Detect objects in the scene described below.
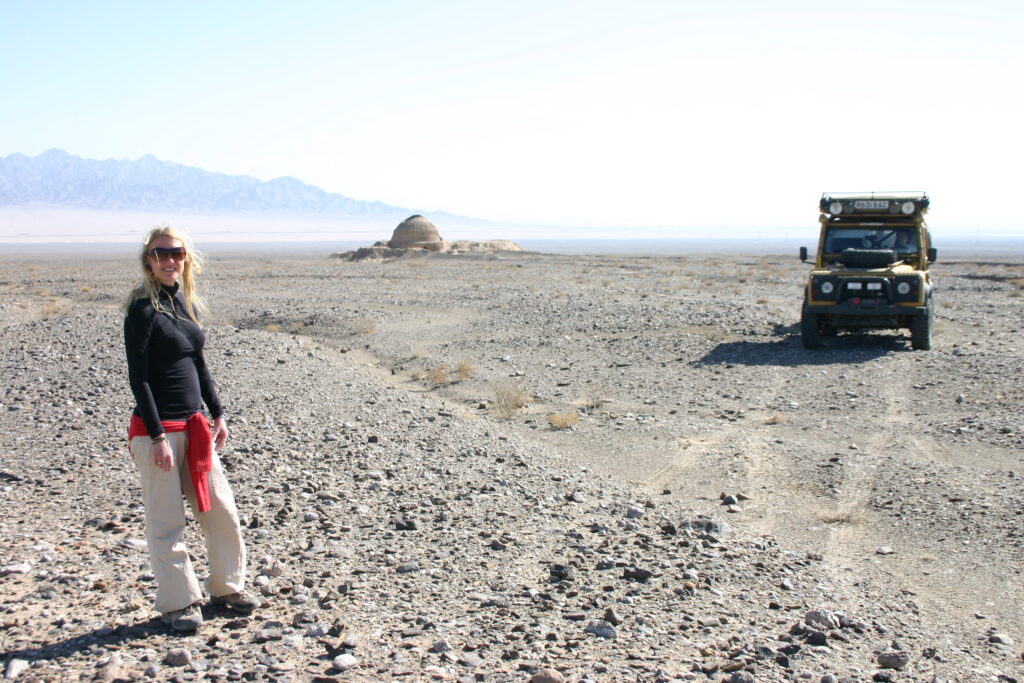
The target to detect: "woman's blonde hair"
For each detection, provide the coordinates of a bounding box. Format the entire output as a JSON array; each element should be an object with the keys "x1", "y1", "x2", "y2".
[{"x1": 122, "y1": 226, "x2": 208, "y2": 321}]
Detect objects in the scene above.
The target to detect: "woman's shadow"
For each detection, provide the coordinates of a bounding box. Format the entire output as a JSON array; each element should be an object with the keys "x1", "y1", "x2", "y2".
[{"x1": 1, "y1": 602, "x2": 248, "y2": 667}]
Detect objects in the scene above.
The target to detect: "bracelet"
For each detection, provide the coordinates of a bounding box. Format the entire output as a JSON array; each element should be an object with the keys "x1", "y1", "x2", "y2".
[{"x1": 151, "y1": 435, "x2": 167, "y2": 444}]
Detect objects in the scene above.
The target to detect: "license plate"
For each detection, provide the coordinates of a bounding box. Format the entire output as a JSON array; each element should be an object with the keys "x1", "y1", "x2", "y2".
[{"x1": 854, "y1": 200, "x2": 889, "y2": 209}]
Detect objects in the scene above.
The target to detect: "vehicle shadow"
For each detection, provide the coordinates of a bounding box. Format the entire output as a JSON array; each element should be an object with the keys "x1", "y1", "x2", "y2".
[{"x1": 694, "y1": 328, "x2": 906, "y2": 367}]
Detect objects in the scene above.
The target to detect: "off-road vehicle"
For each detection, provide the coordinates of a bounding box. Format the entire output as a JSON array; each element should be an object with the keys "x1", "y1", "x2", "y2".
[{"x1": 799, "y1": 192, "x2": 937, "y2": 350}]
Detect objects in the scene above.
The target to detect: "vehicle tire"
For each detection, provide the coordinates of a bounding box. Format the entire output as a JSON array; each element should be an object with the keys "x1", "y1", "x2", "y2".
[
  {"x1": 801, "y1": 306, "x2": 822, "y2": 349},
  {"x1": 910, "y1": 301, "x2": 933, "y2": 350}
]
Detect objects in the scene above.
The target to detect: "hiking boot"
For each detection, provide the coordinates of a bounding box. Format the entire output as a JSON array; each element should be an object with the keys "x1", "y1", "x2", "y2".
[
  {"x1": 210, "y1": 590, "x2": 260, "y2": 613},
  {"x1": 161, "y1": 603, "x2": 204, "y2": 631}
]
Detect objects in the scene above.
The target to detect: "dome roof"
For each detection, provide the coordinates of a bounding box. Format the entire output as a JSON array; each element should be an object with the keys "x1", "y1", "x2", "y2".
[{"x1": 389, "y1": 215, "x2": 443, "y2": 250}]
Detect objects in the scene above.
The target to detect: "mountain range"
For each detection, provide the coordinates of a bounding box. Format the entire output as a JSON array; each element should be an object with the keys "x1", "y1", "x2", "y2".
[{"x1": 0, "y1": 149, "x2": 433, "y2": 217}]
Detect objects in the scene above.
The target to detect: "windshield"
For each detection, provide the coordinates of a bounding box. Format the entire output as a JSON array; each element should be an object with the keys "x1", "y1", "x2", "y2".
[{"x1": 824, "y1": 228, "x2": 917, "y2": 253}]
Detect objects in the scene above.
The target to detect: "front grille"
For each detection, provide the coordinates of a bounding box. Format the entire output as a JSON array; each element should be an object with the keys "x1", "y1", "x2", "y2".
[{"x1": 838, "y1": 278, "x2": 890, "y2": 304}]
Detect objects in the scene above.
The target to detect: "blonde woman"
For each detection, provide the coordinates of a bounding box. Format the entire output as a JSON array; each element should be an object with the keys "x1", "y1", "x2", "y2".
[{"x1": 124, "y1": 226, "x2": 258, "y2": 631}]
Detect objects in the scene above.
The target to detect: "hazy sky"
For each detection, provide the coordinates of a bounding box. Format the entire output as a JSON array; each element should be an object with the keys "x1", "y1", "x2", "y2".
[{"x1": 2, "y1": 1, "x2": 1021, "y2": 235}]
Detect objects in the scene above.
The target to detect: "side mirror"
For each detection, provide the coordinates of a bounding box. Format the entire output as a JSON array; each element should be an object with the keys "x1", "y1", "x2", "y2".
[
  {"x1": 799, "y1": 246, "x2": 808, "y2": 262},
  {"x1": 927, "y1": 247, "x2": 937, "y2": 263}
]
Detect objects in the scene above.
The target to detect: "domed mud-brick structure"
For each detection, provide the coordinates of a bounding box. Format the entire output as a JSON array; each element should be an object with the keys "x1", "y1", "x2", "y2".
[{"x1": 388, "y1": 215, "x2": 444, "y2": 251}]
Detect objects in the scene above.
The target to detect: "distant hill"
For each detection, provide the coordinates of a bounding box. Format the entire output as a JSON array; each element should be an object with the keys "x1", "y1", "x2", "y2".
[{"x1": 0, "y1": 149, "x2": 430, "y2": 217}]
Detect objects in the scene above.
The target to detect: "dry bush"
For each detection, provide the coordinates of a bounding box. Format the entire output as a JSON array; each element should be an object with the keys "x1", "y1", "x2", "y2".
[
  {"x1": 452, "y1": 404, "x2": 477, "y2": 421},
  {"x1": 411, "y1": 345, "x2": 429, "y2": 359},
  {"x1": 353, "y1": 318, "x2": 376, "y2": 334},
  {"x1": 38, "y1": 300, "x2": 67, "y2": 319},
  {"x1": 756, "y1": 297, "x2": 769, "y2": 305},
  {"x1": 940, "y1": 300, "x2": 954, "y2": 309},
  {"x1": 698, "y1": 325, "x2": 730, "y2": 343},
  {"x1": 80, "y1": 285, "x2": 93, "y2": 293},
  {"x1": 576, "y1": 384, "x2": 610, "y2": 412},
  {"x1": 410, "y1": 366, "x2": 428, "y2": 382},
  {"x1": 454, "y1": 358, "x2": 475, "y2": 381},
  {"x1": 490, "y1": 380, "x2": 531, "y2": 417},
  {"x1": 820, "y1": 510, "x2": 863, "y2": 526},
  {"x1": 264, "y1": 323, "x2": 282, "y2": 333},
  {"x1": 763, "y1": 412, "x2": 784, "y2": 425},
  {"x1": 427, "y1": 365, "x2": 450, "y2": 386},
  {"x1": 548, "y1": 412, "x2": 579, "y2": 430}
]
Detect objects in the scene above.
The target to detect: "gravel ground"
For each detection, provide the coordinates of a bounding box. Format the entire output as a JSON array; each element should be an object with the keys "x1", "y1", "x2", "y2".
[{"x1": 1, "y1": 248, "x2": 1022, "y2": 682}]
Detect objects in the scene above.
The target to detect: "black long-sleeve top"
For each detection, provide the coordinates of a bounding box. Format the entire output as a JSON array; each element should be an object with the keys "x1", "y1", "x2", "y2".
[{"x1": 124, "y1": 283, "x2": 223, "y2": 439}]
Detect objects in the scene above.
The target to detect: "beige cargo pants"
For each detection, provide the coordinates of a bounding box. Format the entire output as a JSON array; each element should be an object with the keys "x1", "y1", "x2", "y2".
[{"x1": 130, "y1": 431, "x2": 247, "y2": 615}]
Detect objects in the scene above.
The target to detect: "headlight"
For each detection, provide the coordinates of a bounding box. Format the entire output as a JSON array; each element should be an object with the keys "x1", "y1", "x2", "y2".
[
  {"x1": 888, "y1": 203, "x2": 900, "y2": 214},
  {"x1": 866, "y1": 282, "x2": 882, "y2": 291},
  {"x1": 820, "y1": 281, "x2": 834, "y2": 294},
  {"x1": 847, "y1": 282, "x2": 863, "y2": 290},
  {"x1": 829, "y1": 201, "x2": 843, "y2": 214},
  {"x1": 897, "y1": 282, "x2": 911, "y2": 295},
  {"x1": 901, "y1": 201, "x2": 915, "y2": 215}
]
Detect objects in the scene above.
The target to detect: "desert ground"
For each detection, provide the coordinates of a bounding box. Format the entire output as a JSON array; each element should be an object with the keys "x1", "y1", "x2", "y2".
[{"x1": 1, "y1": 246, "x2": 1022, "y2": 682}]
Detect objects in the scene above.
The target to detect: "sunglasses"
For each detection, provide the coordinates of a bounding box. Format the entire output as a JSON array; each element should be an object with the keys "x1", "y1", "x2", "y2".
[{"x1": 147, "y1": 247, "x2": 187, "y2": 262}]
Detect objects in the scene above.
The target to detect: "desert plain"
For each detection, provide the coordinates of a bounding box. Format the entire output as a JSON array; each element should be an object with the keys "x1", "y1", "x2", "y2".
[{"x1": 1, "y1": 245, "x2": 1022, "y2": 682}]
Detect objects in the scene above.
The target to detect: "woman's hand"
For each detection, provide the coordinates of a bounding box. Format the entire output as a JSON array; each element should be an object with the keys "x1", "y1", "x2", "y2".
[
  {"x1": 152, "y1": 438, "x2": 174, "y2": 472},
  {"x1": 213, "y1": 416, "x2": 229, "y2": 450}
]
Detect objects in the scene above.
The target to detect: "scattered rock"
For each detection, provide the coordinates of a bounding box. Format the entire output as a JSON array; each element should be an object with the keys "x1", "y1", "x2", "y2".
[
  {"x1": 332, "y1": 653, "x2": 358, "y2": 671},
  {"x1": 3, "y1": 659, "x2": 29, "y2": 680},
  {"x1": 94, "y1": 653, "x2": 127, "y2": 681},
  {"x1": 164, "y1": 648, "x2": 192, "y2": 667},
  {"x1": 529, "y1": 669, "x2": 565, "y2": 683},
  {"x1": 877, "y1": 650, "x2": 910, "y2": 670},
  {"x1": 584, "y1": 620, "x2": 618, "y2": 639}
]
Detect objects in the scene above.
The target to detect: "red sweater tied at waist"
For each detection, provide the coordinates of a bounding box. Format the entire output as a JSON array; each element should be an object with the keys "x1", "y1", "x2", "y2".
[{"x1": 128, "y1": 413, "x2": 214, "y2": 513}]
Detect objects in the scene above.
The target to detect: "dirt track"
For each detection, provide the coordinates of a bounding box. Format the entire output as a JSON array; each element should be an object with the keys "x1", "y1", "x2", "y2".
[{"x1": 301, "y1": 251, "x2": 1024, "y2": 644}]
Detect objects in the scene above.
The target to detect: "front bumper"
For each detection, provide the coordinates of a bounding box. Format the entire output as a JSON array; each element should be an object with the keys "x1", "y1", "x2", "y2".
[{"x1": 806, "y1": 301, "x2": 929, "y2": 329}]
